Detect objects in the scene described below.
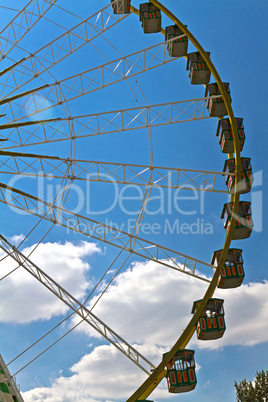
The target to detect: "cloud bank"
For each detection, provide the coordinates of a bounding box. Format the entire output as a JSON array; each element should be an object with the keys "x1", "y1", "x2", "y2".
[
  {"x1": 17, "y1": 255, "x2": 268, "y2": 401},
  {"x1": 0, "y1": 241, "x2": 101, "y2": 323}
]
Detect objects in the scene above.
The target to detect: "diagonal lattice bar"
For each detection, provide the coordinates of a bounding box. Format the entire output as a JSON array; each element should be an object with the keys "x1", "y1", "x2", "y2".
[
  {"x1": 0, "y1": 234, "x2": 154, "y2": 375},
  {"x1": 0, "y1": 153, "x2": 231, "y2": 193},
  {"x1": 0, "y1": 3, "x2": 132, "y2": 99},
  {"x1": 0, "y1": 0, "x2": 58, "y2": 59},
  {"x1": 0, "y1": 37, "x2": 190, "y2": 123},
  {"x1": 0, "y1": 97, "x2": 219, "y2": 148},
  {"x1": 0, "y1": 185, "x2": 212, "y2": 282},
  {"x1": 0, "y1": 353, "x2": 24, "y2": 402}
]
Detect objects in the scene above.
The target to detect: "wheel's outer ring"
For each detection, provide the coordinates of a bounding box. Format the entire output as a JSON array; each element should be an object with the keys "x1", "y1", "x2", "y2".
[{"x1": 127, "y1": 1, "x2": 241, "y2": 400}]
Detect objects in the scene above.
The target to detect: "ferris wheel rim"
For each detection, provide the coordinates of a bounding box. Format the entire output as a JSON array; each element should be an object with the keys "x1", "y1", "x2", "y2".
[{"x1": 127, "y1": 0, "x2": 241, "y2": 400}]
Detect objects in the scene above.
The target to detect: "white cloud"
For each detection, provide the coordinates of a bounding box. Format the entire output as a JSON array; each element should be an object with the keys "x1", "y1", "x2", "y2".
[
  {"x1": 192, "y1": 280, "x2": 268, "y2": 349},
  {"x1": 25, "y1": 95, "x2": 54, "y2": 121},
  {"x1": 0, "y1": 241, "x2": 101, "y2": 323},
  {"x1": 23, "y1": 344, "x2": 173, "y2": 402},
  {"x1": 8, "y1": 234, "x2": 26, "y2": 245},
  {"x1": 71, "y1": 259, "x2": 268, "y2": 350},
  {"x1": 72, "y1": 260, "x2": 208, "y2": 346}
]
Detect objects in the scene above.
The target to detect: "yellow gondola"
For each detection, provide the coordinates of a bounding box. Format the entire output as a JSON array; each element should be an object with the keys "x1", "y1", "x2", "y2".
[
  {"x1": 111, "y1": 0, "x2": 131, "y2": 14},
  {"x1": 139, "y1": 3, "x2": 161, "y2": 33},
  {"x1": 205, "y1": 82, "x2": 231, "y2": 117},
  {"x1": 163, "y1": 349, "x2": 197, "y2": 393},
  {"x1": 186, "y1": 51, "x2": 211, "y2": 84},
  {"x1": 192, "y1": 299, "x2": 225, "y2": 340},
  {"x1": 211, "y1": 249, "x2": 245, "y2": 288},
  {"x1": 223, "y1": 157, "x2": 253, "y2": 194},
  {"x1": 221, "y1": 201, "x2": 253, "y2": 240},
  {"x1": 216, "y1": 117, "x2": 245, "y2": 153},
  {"x1": 165, "y1": 25, "x2": 188, "y2": 57}
]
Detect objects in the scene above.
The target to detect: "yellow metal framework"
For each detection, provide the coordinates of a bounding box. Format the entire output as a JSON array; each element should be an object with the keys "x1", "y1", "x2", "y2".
[
  {"x1": 0, "y1": 2, "x2": 241, "y2": 399},
  {"x1": 127, "y1": 1, "x2": 241, "y2": 400}
]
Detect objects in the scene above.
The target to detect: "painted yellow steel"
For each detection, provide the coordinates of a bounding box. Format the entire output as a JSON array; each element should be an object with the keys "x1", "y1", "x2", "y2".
[
  {"x1": 0, "y1": 150, "x2": 60, "y2": 159},
  {"x1": 127, "y1": 1, "x2": 241, "y2": 400},
  {"x1": 0, "y1": 182, "x2": 40, "y2": 201},
  {"x1": 0, "y1": 84, "x2": 49, "y2": 106},
  {"x1": 0, "y1": 58, "x2": 26, "y2": 78},
  {"x1": 0, "y1": 117, "x2": 62, "y2": 131}
]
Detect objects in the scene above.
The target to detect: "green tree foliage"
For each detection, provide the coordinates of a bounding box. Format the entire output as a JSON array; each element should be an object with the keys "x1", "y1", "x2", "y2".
[{"x1": 234, "y1": 370, "x2": 268, "y2": 401}]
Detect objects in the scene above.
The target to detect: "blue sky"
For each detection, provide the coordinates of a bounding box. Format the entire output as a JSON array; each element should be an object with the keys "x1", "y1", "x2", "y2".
[{"x1": 0, "y1": 1, "x2": 267, "y2": 401}]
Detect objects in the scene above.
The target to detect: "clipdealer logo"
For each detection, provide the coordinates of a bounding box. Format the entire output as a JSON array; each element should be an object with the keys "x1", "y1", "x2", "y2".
[
  {"x1": 251, "y1": 170, "x2": 263, "y2": 233},
  {"x1": 5, "y1": 171, "x2": 243, "y2": 237}
]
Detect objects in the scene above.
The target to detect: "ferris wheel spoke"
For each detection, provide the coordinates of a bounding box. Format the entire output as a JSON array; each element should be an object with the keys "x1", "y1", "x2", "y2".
[
  {"x1": 0, "y1": 153, "x2": 231, "y2": 193},
  {"x1": 0, "y1": 36, "x2": 189, "y2": 122},
  {"x1": 0, "y1": 184, "x2": 212, "y2": 282},
  {"x1": 0, "y1": 4, "x2": 132, "y2": 99},
  {"x1": 132, "y1": 182, "x2": 153, "y2": 238},
  {"x1": 0, "y1": 97, "x2": 217, "y2": 148},
  {"x1": 0, "y1": 234, "x2": 155, "y2": 375},
  {"x1": 0, "y1": 0, "x2": 58, "y2": 59},
  {"x1": 0, "y1": 354, "x2": 23, "y2": 402}
]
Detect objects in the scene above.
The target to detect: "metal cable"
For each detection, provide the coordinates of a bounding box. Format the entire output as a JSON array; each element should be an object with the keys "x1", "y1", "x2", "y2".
[{"x1": 8, "y1": 244, "x2": 130, "y2": 368}]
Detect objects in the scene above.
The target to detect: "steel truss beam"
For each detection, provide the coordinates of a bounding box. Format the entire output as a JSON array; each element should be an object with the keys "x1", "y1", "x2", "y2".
[
  {"x1": 0, "y1": 38, "x2": 188, "y2": 123},
  {"x1": 0, "y1": 353, "x2": 24, "y2": 402},
  {"x1": 0, "y1": 3, "x2": 131, "y2": 99},
  {"x1": 0, "y1": 234, "x2": 154, "y2": 375},
  {"x1": 0, "y1": 0, "x2": 58, "y2": 59},
  {"x1": 0, "y1": 98, "x2": 218, "y2": 148},
  {"x1": 0, "y1": 185, "x2": 212, "y2": 282},
  {"x1": 0, "y1": 154, "x2": 231, "y2": 193}
]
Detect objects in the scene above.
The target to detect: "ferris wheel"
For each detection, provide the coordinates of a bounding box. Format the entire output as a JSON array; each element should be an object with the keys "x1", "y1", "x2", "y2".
[{"x1": 0, "y1": 1, "x2": 253, "y2": 401}]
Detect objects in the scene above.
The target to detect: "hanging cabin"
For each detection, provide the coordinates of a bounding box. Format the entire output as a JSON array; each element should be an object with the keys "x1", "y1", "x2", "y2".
[
  {"x1": 186, "y1": 51, "x2": 211, "y2": 84},
  {"x1": 163, "y1": 349, "x2": 197, "y2": 393},
  {"x1": 211, "y1": 248, "x2": 245, "y2": 288},
  {"x1": 216, "y1": 118, "x2": 245, "y2": 153},
  {"x1": 139, "y1": 3, "x2": 161, "y2": 33},
  {"x1": 111, "y1": 0, "x2": 131, "y2": 14},
  {"x1": 165, "y1": 25, "x2": 188, "y2": 57},
  {"x1": 223, "y1": 157, "x2": 253, "y2": 194},
  {"x1": 221, "y1": 201, "x2": 253, "y2": 240},
  {"x1": 205, "y1": 82, "x2": 231, "y2": 117},
  {"x1": 192, "y1": 299, "x2": 226, "y2": 340}
]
